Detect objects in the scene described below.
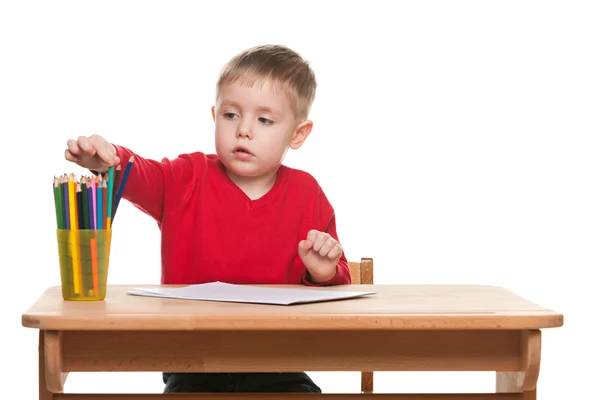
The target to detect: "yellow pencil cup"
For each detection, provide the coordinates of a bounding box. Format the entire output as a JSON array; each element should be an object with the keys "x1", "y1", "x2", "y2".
[{"x1": 56, "y1": 229, "x2": 112, "y2": 301}]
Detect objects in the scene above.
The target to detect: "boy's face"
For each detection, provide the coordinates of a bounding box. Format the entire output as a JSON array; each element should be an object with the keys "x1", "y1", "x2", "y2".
[{"x1": 212, "y1": 79, "x2": 312, "y2": 182}]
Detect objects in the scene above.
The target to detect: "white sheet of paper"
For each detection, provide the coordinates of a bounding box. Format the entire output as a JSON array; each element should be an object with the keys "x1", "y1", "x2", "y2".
[{"x1": 126, "y1": 281, "x2": 376, "y2": 305}]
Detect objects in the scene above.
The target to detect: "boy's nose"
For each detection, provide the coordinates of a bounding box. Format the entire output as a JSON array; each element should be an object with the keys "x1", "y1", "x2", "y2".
[{"x1": 236, "y1": 125, "x2": 252, "y2": 139}]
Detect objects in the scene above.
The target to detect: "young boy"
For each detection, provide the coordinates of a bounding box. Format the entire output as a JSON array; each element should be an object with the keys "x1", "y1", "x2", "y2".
[{"x1": 64, "y1": 44, "x2": 351, "y2": 393}]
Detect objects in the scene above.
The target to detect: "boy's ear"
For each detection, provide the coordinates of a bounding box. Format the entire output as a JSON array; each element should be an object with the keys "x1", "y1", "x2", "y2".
[
  {"x1": 211, "y1": 106, "x2": 216, "y2": 122},
  {"x1": 289, "y1": 120, "x2": 313, "y2": 150}
]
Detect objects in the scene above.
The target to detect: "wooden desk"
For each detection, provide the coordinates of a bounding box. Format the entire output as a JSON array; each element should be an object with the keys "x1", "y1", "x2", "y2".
[{"x1": 22, "y1": 284, "x2": 563, "y2": 400}]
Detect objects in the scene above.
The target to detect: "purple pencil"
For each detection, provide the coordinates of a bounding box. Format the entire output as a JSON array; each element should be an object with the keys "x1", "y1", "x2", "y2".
[
  {"x1": 87, "y1": 182, "x2": 94, "y2": 230},
  {"x1": 62, "y1": 175, "x2": 70, "y2": 229}
]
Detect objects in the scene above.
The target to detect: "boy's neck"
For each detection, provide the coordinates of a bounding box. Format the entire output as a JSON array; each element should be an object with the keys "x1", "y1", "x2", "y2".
[{"x1": 225, "y1": 168, "x2": 279, "y2": 200}]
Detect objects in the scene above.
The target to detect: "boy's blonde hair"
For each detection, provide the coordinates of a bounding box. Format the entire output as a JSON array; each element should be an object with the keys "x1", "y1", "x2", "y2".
[{"x1": 217, "y1": 44, "x2": 317, "y2": 120}]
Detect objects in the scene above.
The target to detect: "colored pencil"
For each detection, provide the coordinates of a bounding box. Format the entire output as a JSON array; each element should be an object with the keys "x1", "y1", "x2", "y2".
[
  {"x1": 102, "y1": 180, "x2": 108, "y2": 229},
  {"x1": 90, "y1": 235, "x2": 99, "y2": 292},
  {"x1": 96, "y1": 180, "x2": 103, "y2": 230},
  {"x1": 113, "y1": 155, "x2": 134, "y2": 222},
  {"x1": 91, "y1": 177, "x2": 97, "y2": 230},
  {"x1": 87, "y1": 180, "x2": 98, "y2": 293},
  {"x1": 62, "y1": 176, "x2": 70, "y2": 229},
  {"x1": 68, "y1": 175, "x2": 77, "y2": 229},
  {"x1": 53, "y1": 178, "x2": 62, "y2": 229},
  {"x1": 76, "y1": 184, "x2": 84, "y2": 231},
  {"x1": 87, "y1": 182, "x2": 94, "y2": 230},
  {"x1": 67, "y1": 175, "x2": 76, "y2": 229},
  {"x1": 111, "y1": 165, "x2": 121, "y2": 219},
  {"x1": 59, "y1": 176, "x2": 66, "y2": 229},
  {"x1": 67, "y1": 175, "x2": 81, "y2": 294},
  {"x1": 81, "y1": 178, "x2": 89, "y2": 230},
  {"x1": 106, "y1": 166, "x2": 114, "y2": 229}
]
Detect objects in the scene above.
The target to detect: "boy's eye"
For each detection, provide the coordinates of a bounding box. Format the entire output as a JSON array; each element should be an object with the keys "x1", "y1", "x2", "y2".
[
  {"x1": 223, "y1": 112, "x2": 238, "y2": 119},
  {"x1": 258, "y1": 117, "x2": 273, "y2": 125}
]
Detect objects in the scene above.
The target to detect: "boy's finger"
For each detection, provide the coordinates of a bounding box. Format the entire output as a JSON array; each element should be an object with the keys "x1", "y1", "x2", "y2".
[
  {"x1": 319, "y1": 238, "x2": 336, "y2": 257},
  {"x1": 77, "y1": 136, "x2": 97, "y2": 156},
  {"x1": 298, "y1": 239, "x2": 312, "y2": 257},
  {"x1": 66, "y1": 139, "x2": 82, "y2": 156},
  {"x1": 95, "y1": 143, "x2": 117, "y2": 166},
  {"x1": 97, "y1": 150, "x2": 115, "y2": 165},
  {"x1": 307, "y1": 229, "x2": 318, "y2": 242},
  {"x1": 64, "y1": 149, "x2": 79, "y2": 162},
  {"x1": 328, "y1": 244, "x2": 342, "y2": 259},
  {"x1": 311, "y1": 232, "x2": 329, "y2": 252}
]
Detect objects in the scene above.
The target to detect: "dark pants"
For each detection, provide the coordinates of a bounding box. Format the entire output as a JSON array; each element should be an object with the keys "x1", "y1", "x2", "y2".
[{"x1": 163, "y1": 372, "x2": 321, "y2": 393}]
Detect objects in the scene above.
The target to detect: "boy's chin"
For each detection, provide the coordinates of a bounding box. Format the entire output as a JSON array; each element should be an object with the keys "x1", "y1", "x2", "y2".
[
  {"x1": 223, "y1": 162, "x2": 259, "y2": 177},
  {"x1": 224, "y1": 162, "x2": 278, "y2": 180}
]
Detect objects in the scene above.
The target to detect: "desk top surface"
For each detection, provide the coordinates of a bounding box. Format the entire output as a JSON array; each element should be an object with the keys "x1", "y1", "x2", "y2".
[{"x1": 22, "y1": 284, "x2": 563, "y2": 331}]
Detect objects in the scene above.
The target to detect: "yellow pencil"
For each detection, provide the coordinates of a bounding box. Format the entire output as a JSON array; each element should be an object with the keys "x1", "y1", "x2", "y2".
[{"x1": 68, "y1": 175, "x2": 82, "y2": 294}]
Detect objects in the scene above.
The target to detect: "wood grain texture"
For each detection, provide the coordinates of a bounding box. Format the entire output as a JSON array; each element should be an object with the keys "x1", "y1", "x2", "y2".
[
  {"x1": 43, "y1": 330, "x2": 68, "y2": 393},
  {"x1": 27, "y1": 261, "x2": 562, "y2": 399},
  {"x1": 350, "y1": 258, "x2": 375, "y2": 394},
  {"x1": 61, "y1": 329, "x2": 522, "y2": 372},
  {"x1": 38, "y1": 332, "x2": 53, "y2": 400},
  {"x1": 496, "y1": 330, "x2": 541, "y2": 399},
  {"x1": 22, "y1": 284, "x2": 563, "y2": 331}
]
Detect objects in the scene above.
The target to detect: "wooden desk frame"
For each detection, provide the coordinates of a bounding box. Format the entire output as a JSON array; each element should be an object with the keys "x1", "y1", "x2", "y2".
[{"x1": 26, "y1": 283, "x2": 562, "y2": 400}]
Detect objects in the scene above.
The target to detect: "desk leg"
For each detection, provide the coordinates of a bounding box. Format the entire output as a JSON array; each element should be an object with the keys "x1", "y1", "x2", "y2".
[
  {"x1": 39, "y1": 331, "x2": 53, "y2": 400},
  {"x1": 361, "y1": 371, "x2": 374, "y2": 393},
  {"x1": 497, "y1": 375, "x2": 536, "y2": 400},
  {"x1": 496, "y1": 330, "x2": 541, "y2": 400},
  {"x1": 40, "y1": 330, "x2": 69, "y2": 400}
]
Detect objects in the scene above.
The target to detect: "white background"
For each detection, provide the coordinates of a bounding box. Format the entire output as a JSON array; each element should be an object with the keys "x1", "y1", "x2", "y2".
[{"x1": 1, "y1": 0, "x2": 598, "y2": 398}]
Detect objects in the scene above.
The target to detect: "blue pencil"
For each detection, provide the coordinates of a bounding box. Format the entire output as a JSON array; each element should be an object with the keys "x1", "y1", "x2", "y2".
[{"x1": 112, "y1": 155, "x2": 134, "y2": 221}]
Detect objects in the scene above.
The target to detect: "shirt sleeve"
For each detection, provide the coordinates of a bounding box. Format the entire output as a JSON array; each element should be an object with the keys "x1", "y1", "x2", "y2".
[
  {"x1": 112, "y1": 145, "x2": 203, "y2": 224},
  {"x1": 302, "y1": 188, "x2": 352, "y2": 286}
]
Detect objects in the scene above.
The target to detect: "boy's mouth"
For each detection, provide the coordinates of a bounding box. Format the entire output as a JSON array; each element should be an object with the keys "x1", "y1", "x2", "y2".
[{"x1": 234, "y1": 146, "x2": 253, "y2": 155}]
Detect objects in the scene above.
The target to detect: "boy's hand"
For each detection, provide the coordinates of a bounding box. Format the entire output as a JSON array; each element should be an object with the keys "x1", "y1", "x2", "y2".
[
  {"x1": 64, "y1": 134, "x2": 120, "y2": 172},
  {"x1": 298, "y1": 229, "x2": 342, "y2": 283}
]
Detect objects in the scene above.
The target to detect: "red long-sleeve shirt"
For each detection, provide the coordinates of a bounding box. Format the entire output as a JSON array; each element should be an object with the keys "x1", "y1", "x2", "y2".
[{"x1": 113, "y1": 145, "x2": 351, "y2": 286}]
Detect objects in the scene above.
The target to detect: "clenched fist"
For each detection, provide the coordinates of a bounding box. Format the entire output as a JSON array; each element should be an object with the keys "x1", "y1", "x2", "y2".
[
  {"x1": 64, "y1": 134, "x2": 120, "y2": 172},
  {"x1": 298, "y1": 229, "x2": 342, "y2": 283}
]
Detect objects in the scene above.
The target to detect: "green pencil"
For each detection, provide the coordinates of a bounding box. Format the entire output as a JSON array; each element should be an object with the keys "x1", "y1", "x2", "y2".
[
  {"x1": 107, "y1": 166, "x2": 114, "y2": 229},
  {"x1": 53, "y1": 178, "x2": 62, "y2": 229}
]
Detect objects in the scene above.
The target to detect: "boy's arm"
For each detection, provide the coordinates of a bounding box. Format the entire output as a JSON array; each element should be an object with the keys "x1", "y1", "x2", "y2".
[
  {"x1": 302, "y1": 213, "x2": 351, "y2": 286},
  {"x1": 301, "y1": 185, "x2": 352, "y2": 286},
  {"x1": 112, "y1": 144, "x2": 197, "y2": 224}
]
